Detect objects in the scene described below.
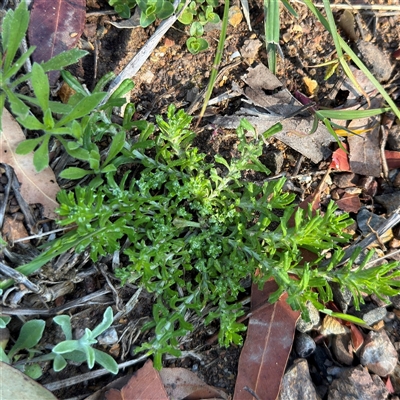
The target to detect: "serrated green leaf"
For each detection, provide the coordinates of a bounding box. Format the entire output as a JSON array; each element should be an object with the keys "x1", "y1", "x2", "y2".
[
  {"x1": 41, "y1": 49, "x2": 88, "y2": 72},
  {"x1": 16, "y1": 114, "x2": 44, "y2": 130},
  {"x1": 3, "y1": 2, "x2": 29, "y2": 72},
  {"x1": 3, "y1": 47, "x2": 36, "y2": 81},
  {"x1": 56, "y1": 93, "x2": 106, "y2": 127},
  {"x1": 59, "y1": 167, "x2": 92, "y2": 180},
  {"x1": 15, "y1": 137, "x2": 42, "y2": 154},
  {"x1": 101, "y1": 164, "x2": 117, "y2": 173},
  {"x1": 31, "y1": 63, "x2": 50, "y2": 111},
  {"x1": 33, "y1": 134, "x2": 51, "y2": 172},
  {"x1": 104, "y1": 131, "x2": 126, "y2": 166},
  {"x1": 60, "y1": 70, "x2": 89, "y2": 97}
]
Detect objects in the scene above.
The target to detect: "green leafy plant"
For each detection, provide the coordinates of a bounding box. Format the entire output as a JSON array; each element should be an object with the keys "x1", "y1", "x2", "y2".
[
  {"x1": 3, "y1": 0, "x2": 400, "y2": 374},
  {"x1": 0, "y1": 308, "x2": 118, "y2": 377},
  {"x1": 4, "y1": 104, "x2": 400, "y2": 369},
  {"x1": 0, "y1": 1, "x2": 87, "y2": 129},
  {"x1": 0, "y1": 2, "x2": 134, "y2": 174}
]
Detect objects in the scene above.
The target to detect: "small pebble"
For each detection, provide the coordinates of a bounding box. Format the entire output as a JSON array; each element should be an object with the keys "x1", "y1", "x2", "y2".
[
  {"x1": 295, "y1": 332, "x2": 316, "y2": 358},
  {"x1": 97, "y1": 327, "x2": 118, "y2": 345}
]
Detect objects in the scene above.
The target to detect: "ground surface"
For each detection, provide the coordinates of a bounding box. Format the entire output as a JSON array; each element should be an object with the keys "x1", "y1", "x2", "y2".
[{"x1": 1, "y1": 0, "x2": 400, "y2": 398}]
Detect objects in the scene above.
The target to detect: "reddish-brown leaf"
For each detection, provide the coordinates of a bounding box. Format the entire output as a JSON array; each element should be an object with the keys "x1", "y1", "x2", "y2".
[
  {"x1": 28, "y1": 0, "x2": 86, "y2": 85},
  {"x1": 335, "y1": 192, "x2": 361, "y2": 213},
  {"x1": 349, "y1": 323, "x2": 364, "y2": 353},
  {"x1": 159, "y1": 367, "x2": 228, "y2": 400},
  {"x1": 385, "y1": 150, "x2": 400, "y2": 170},
  {"x1": 330, "y1": 146, "x2": 350, "y2": 171},
  {"x1": 104, "y1": 360, "x2": 168, "y2": 400},
  {"x1": 234, "y1": 280, "x2": 300, "y2": 400}
]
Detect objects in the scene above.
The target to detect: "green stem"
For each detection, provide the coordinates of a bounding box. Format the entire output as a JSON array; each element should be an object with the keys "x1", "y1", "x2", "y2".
[{"x1": 196, "y1": 0, "x2": 230, "y2": 127}]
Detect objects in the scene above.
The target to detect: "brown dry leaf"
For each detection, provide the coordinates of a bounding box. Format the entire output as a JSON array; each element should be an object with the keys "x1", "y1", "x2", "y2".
[
  {"x1": 385, "y1": 150, "x2": 400, "y2": 169},
  {"x1": 28, "y1": 0, "x2": 86, "y2": 85},
  {"x1": 1, "y1": 109, "x2": 60, "y2": 219},
  {"x1": 234, "y1": 280, "x2": 300, "y2": 400},
  {"x1": 2, "y1": 216, "x2": 29, "y2": 243},
  {"x1": 349, "y1": 323, "x2": 364, "y2": 352},
  {"x1": 228, "y1": 6, "x2": 243, "y2": 27},
  {"x1": 303, "y1": 76, "x2": 319, "y2": 97},
  {"x1": 159, "y1": 367, "x2": 228, "y2": 400},
  {"x1": 335, "y1": 192, "x2": 361, "y2": 213},
  {"x1": 320, "y1": 315, "x2": 348, "y2": 336},
  {"x1": 330, "y1": 146, "x2": 350, "y2": 171},
  {"x1": 105, "y1": 359, "x2": 168, "y2": 400}
]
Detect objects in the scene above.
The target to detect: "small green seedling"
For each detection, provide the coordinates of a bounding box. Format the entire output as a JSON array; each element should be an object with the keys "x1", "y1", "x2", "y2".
[
  {"x1": 186, "y1": 22, "x2": 209, "y2": 54},
  {"x1": 52, "y1": 307, "x2": 118, "y2": 374},
  {"x1": 0, "y1": 319, "x2": 45, "y2": 379},
  {"x1": 137, "y1": 0, "x2": 175, "y2": 27},
  {"x1": 0, "y1": 308, "x2": 118, "y2": 378},
  {"x1": 108, "y1": 0, "x2": 137, "y2": 18}
]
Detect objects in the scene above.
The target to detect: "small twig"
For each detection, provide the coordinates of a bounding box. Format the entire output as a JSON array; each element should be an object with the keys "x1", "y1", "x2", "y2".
[
  {"x1": 325, "y1": 206, "x2": 400, "y2": 268},
  {"x1": 365, "y1": 248, "x2": 400, "y2": 268},
  {"x1": 0, "y1": 261, "x2": 41, "y2": 293},
  {"x1": 290, "y1": 154, "x2": 304, "y2": 178},
  {"x1": 293, "y1": 0, "x2": 400, "y2": 11},
  {"x1": 43, "y1": 354, "x2": 149, "y2": 392},
  {"x1": 244, "y1": 386, "x2": 262, "y2": 400},
  {"x1": 380, "y1": 125, "x2": 389, "y2": 181},
  {"x1": 12, "y1": 225, "x2": 77, "y2": 243},
  {"x1": 113, "y1": 287, "x2": 142, "y2": 322},
  {"x1": 100, "y1": 0, "x2": 189, "y2": 105},
  {"x1": 0, "y1": 288, "x2": 112, "y2": 316}
]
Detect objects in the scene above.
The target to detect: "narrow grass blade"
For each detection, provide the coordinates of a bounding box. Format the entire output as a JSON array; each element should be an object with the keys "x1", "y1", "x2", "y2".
[
  {"x1": 196, "y1": 0, "x2": 230, "y2": 126},
  {"x1": 303, "y1": 0, "x2": 400, "y2": 121},
  {"x1": 264, "y1": 0, "x2": 280, "y2": 74}
]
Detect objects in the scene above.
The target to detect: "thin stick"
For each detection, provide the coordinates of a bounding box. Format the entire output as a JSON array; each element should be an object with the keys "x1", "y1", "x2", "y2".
[
  {"x1": 293, "y1": 0, "x2": 400, "y2": 11},
  {"x1": 43, "y1": 354, "x2": 149, "y2": 392},
  {"x1": 100, "y1": 0, "x2": 190, "y2": 106}
]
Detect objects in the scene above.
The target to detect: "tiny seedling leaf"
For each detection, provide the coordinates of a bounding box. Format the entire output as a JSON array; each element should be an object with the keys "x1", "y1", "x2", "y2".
[
  {"x1": 53, "y1": 354, "x2": 67, "y2": 372},
  {"x1": 93, "y1": 348, "x2": 118, "y2": 374},
  {"x1": 52, "y1": 340, "x2": 81, "y2": 354},
  {"x1": 8, "y1": 320, "x2": 45, "y2": 359},
  {"x1": 59, "y1": 167, "x2": 92, "y2": 180},
  {"x1": 53, "y1": 315, "x2": 73, "y2": 340},
  {"x1": 91, "y1": 307, "x2": 114, "y2": 338},
  {"x1": 31, "y1": 63, "x2": 50, "y2": 111}
]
